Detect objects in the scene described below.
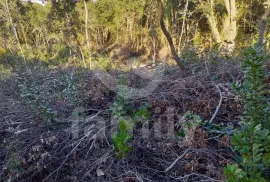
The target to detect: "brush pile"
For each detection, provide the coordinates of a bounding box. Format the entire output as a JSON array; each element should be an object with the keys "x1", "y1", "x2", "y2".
[{"x1": 0, "y1": 60, "x2": 245, "y2": 182}]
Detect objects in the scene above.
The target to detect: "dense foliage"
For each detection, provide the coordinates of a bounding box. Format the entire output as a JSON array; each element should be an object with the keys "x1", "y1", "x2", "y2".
[
  {"x1": 0, "y1": 0, "x2": 269, "y2": 69},
  {"x1": 225, "y1": 45, "x2": 270, "y2": 181}
]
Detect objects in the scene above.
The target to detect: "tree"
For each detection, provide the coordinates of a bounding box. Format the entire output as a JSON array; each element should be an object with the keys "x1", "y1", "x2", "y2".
[
  {"x1": 198, "y1": 0, "x2": 238, "y2": 51},
  {"x1": 156, "y1": 0, "x2": 186, "y2": 71},
  {"x1": 0, "y1": 0, "x2": 24, "y2": 56},
  {"x1": 84, "y1": 0, "x2": 91, "y2": 68},
  {"x1": 258, "y1": 0, "x2": 270, "y2": 46}
]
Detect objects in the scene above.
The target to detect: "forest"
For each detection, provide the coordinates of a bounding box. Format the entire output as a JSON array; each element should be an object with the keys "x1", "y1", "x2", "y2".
[{"x1": 0, "y1": 0, "x2": 270, "y2": 181}]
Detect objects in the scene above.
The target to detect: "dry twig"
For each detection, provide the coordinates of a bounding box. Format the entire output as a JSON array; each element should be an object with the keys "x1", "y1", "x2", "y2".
[
  {"x1": 165, "y1": 147, "x2": 191, "y2": 172},
  {"x1": 209, "y1": 84, "x2": 223, "y2": 123}
]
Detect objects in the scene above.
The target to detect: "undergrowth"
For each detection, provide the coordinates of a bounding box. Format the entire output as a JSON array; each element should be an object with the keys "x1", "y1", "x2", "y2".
[
  {"x1": 224, "y1": 45, "x2": 270, "y2": 181},
  {"x1": 16, "y1": 70, "x2": 82, "y2": 123},
  {"x1": 110, "y1": 85, "x2": 151, "y2": 158}
]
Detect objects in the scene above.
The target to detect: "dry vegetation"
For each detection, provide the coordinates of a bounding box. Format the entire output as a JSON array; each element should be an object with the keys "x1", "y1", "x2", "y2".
[{"x1": 0, "y1": 55, "x2": 250, "y2": 182}]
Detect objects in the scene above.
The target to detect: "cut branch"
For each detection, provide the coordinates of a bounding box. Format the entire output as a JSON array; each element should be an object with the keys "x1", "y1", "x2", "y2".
[
  {"x1": 209, "y1": 84, "x2": 223, "y2": 123},
  {"x1": 165, "y1": 147, "x2": 191, "y2": 172}
]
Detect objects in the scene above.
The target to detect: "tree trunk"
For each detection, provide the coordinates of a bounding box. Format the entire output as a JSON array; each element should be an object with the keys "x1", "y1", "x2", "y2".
[
  {"x1": 5, "y1": 0, "x2": 24, "y2": 58},
  {"x1": 223, "y1": 0, "x2": 237, "y2": 52},
  {"x1": 230, "y1": 0, "x2": 237, "y2": 41},
  {"x1": 199, "y1": 0, "x2": 238, "y2": 51},
  {"x1": 156, "y1": 0, "x2": 186, "y2": 71},
  {"x1": 258, "y1": 0, "x2": 270, "y2": 46},
  {"x1": 177, "y1": 0, "x2": 189, "y2": 54},
  {"x1": 207, "y1": 15, "x2": 222, "y2": 43},
  {"x1": 199, "y1": 0, "x2": 222, "y2": 43},
  {"x1": 209, "y1": 0, "x2": 222, "y2": 43},
  {"x1": 84, "y1": 0, "x2": 92, "y2": 68}
]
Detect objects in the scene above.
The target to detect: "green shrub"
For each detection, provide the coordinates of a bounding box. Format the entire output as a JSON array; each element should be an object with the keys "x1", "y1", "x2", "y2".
[
  {"x1": 110, "y1": 85, "x2": 152, "y2": 158},
  {"x1": 176, "y1": 111, "x2": 204, "y2": 137},
  {"x1": 112, "y1": 119, "x2": 132, "y2": 158},
  {"x1": 133, "y1": 104, "x2": 151, "y2": 122},
  {"x1": 16, "y1": 70, "x2": 82, "y2": 123},
  {"x1": 224, "y1": 45, "x2": 270, "y2": 181},
  {"x1": 224, "y1": 164, "x2": 247, "y2": 182}
]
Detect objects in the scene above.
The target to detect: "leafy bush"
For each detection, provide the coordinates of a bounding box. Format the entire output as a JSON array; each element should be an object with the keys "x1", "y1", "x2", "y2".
[
  {"x1": 133, "y1": 104, "x2": 151, "y2": 122},
  {"x1": 176, "y1": 111, "x2": 204, "y2": 137},
  {"x1": 112, "y1": 118, "x2": 132, "y2": 158},
  {"x1": 110, "y1": 88, "x2": 129, "y2": 120},
  {"x1": 224, "y1": 164, "x2": 247, "y2": 182},
  {"x1": 224, "y1": 45, "x2": 270, "y2": 181},
  {"x1": 231, "y1": 124, "x2": 270, "y2": 178},
  {"x1": 110, "y1": 84, "x2": 152, "y2": 158},
  {"x1": 16, "y1": 70, "x2": 82, "y2": 123}
]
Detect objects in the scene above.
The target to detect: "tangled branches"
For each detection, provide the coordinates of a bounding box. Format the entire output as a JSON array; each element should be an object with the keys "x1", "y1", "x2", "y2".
[{"x1": 0, "y1": 60, "x2": 242, "y2": 181}]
